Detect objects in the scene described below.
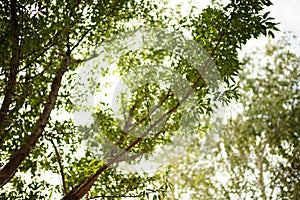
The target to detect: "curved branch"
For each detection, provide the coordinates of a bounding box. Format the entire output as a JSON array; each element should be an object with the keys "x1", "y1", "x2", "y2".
[
  {"x1": 0, "y1": 0, "x2": 84, "y2": 187},
  {"x1": 0, "y1": 56, "x2": 69, "y2": 187}
]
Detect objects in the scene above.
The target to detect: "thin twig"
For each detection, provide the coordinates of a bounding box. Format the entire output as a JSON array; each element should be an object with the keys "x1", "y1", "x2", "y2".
[{"x1": 49, "y1": 138, "x2": 68, "y2": 196}]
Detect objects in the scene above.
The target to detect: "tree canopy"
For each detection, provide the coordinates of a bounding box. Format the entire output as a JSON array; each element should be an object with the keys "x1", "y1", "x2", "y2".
[
  {"x1": 0, "y1": 0, "x2": 278, "y2": 199},
  {"x1": 168, "y1": 35, "x2": 300, "y2": 200}
]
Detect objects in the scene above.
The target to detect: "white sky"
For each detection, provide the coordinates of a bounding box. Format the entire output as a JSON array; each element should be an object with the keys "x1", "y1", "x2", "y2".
[
  {"x1": 271, "y1": 0, "x2": 300, "y2": 35},
  {"x1": 241, "y1": 0, "x2": 300, "y2": 53}
]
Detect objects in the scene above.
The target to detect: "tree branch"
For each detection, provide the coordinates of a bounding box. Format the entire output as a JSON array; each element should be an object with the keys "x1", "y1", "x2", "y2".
[
  {"x1": 0, "y1": 55, "x2": 69, "y2": 187},
  {"x1": 63, "y1": 54, "x2": 203, "y2": 199},
  {"x1": 63, "y1": 3, "x2": 239, "y2": 200},
  {"x1": 0, "y1": 0, "x2": 86, "y2": 187},
  {"x1": 49, "y1": 138, "x2": 68, "y2": 196},
  {"x1": 257, "y1": 141, "x2": 267, "y2": 200},
  {"x1": 0, "y1": 0, "x2": 20, "y2": 136}
]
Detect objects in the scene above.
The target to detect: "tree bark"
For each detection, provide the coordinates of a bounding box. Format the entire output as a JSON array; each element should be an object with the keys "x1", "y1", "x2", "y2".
[
  {"x1": 0, "y1": 57, "x2": 69, "y2": 187},
  {"x1": 0, "y1": 0, "x2": 20, "y2": 136}
]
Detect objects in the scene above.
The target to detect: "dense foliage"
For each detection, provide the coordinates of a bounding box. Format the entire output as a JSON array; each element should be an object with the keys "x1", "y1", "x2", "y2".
[{"x1": 0, "y1": 0, "x2": 278, "y2": 199}]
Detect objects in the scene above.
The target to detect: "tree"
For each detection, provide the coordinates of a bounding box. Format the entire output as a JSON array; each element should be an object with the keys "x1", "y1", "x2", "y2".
[
  {"x1": 169, "y1": 35, "x2": 300, "y2": 199},
  {"x1": 0, "y1": 0, "x2": 278, "y2": 199}
]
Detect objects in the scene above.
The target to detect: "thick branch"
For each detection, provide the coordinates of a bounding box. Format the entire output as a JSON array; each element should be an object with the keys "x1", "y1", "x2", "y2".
[
  {"x1": 0, "y1": 0, "x2": 20, "y2": 135},
  {"x1": 0, "y1": 0, "x2": 87, "y2": 186},
  {"x1": 0, "y1": 56, "x2": 69, "y2": 187}
]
